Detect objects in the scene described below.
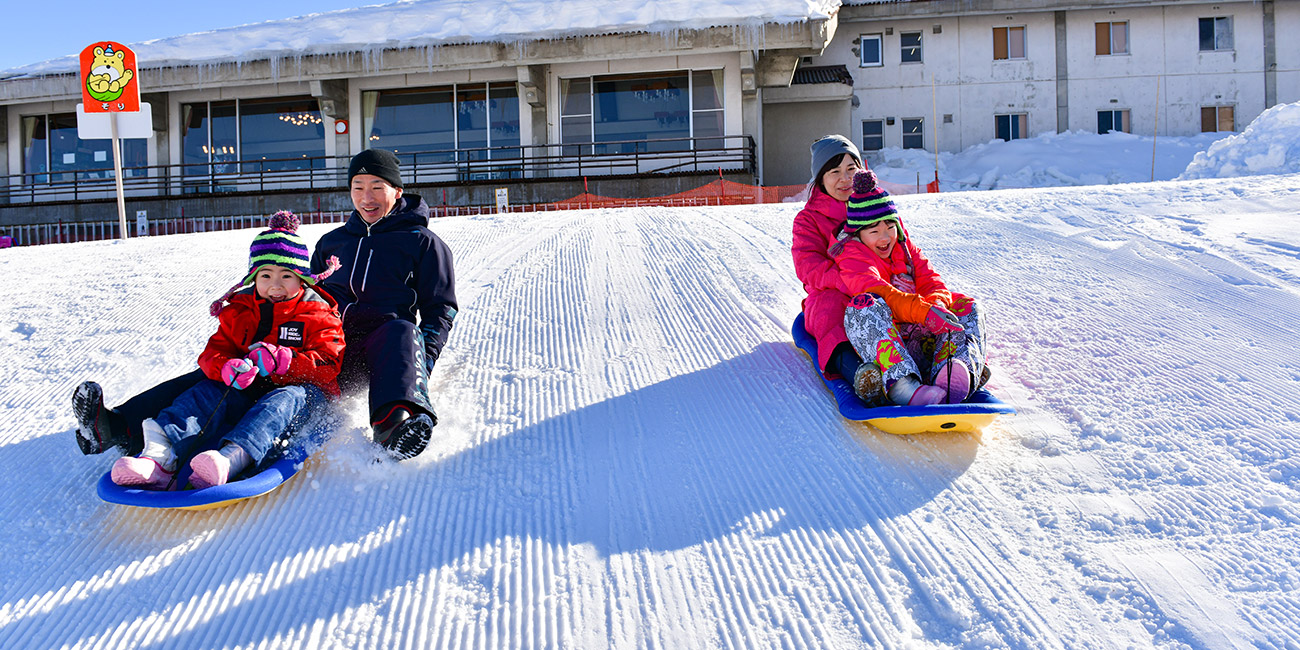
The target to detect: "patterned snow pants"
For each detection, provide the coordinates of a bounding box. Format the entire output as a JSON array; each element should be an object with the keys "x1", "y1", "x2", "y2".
[{"x1": 843, "y1": 292, "x2": 986, "y2": 398}]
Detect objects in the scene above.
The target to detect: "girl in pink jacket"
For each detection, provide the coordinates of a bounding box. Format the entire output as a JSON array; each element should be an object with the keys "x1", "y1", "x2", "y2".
[{"x1": 833, "y1": 170, "x2": 987, "y2": 406}]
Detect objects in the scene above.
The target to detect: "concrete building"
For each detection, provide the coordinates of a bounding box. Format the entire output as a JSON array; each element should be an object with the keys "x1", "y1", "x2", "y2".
[
  {"x1": 758, "y1": 0, "x2": 1298, "y2": 184},
  {"x1": 1, "y1": 0, "x2": 1295, "y2": 226}
]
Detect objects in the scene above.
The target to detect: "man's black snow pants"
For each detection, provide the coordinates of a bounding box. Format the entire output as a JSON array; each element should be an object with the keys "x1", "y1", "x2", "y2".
[{"x1": 339, "y1": 319, "x2": 435, "y2": 424}]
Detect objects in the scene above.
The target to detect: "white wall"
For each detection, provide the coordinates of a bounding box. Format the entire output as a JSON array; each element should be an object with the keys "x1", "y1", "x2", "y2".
[
  {"x1": 1272, "y1": 1, "x2": 1300, "y2": 112},
  {"x1": 818, "y1": 1, "x2": 1286, "y2": 153}
]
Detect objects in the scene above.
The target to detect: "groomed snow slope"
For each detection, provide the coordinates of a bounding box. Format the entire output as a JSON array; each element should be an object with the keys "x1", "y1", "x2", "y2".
[{"x1": 0, "y1": 174, "x2": 1298, "y2": 649}]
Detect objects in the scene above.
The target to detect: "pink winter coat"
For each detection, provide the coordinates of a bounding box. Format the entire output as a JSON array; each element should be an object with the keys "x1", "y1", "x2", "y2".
[
  {"x1": 835, "y1": 224, "x2": 952, "y2": 325},
  {"x1": 793, "y1": 187, "x2": 854, "y2": 376}
]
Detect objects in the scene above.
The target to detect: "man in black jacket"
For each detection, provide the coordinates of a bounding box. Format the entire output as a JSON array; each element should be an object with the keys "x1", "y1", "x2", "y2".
[
  {"x1": 312, "y1": 148, "x2": 457, "y2": 458},
  {"x1": 72, "y1": 148, "x2": 457, "y2": 461}
]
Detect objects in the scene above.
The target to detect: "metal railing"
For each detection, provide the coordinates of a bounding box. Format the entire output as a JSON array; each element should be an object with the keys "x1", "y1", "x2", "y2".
[{"x1": 2, "y1": 135, "x2": 756, "y2": 205}]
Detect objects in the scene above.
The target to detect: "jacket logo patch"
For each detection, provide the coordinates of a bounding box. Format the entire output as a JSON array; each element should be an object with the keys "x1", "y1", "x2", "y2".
[{"x1": 278, "y1": 321, "x2": 305, "y2": 347}]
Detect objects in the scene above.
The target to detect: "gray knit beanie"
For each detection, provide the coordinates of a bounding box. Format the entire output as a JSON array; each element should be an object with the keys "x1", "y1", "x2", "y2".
[{"x1": 809, "y1": 135, "x2": 862, "y2": 185}]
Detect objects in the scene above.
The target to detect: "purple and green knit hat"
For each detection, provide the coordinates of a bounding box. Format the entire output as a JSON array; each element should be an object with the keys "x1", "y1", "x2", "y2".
[
  {"x1": 209, "y1": 211, "x2": 341, "y2": 316},
  {"x1": 243, "y1": 211, "x2": 315, "y2": 285},
  {"x1": 844, "y1": 170, "x2": 905, "y2": 241}
]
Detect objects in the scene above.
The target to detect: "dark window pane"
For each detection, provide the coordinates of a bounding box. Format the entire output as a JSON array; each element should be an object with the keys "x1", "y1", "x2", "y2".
[
  {"x1": 901, "y1": 33, "x2": 922, "y2": 63},
  {"x1": 561, "y1": 78, "x2": 591, "y2": 116},
  {"x1": 593, "y1": 72, "x2": 690, "y2": 152},
  {"x1": 862, "y1": 120, "x2": 884, "y2": 150},
  {"x1": 457, "y1": 86, "x2": 488, "y2": 160},
  {"x1": 365, "y1": 88, "x2": 455, "y2": 163},
  {"x1": 1096, "y1": 23, "x2": 1110, "y2": 55},
  {"x1": 239, "y1": 96, "x2": 324, "y2": 171},
  {"x1": 181, "y1": 103, "x2": 209, "y2": 176},
  {"x1": 692, "y1": 70, "x2": 724, "y2": 111},
  {"x1": 994, "y1": 27, "x2": 1009, "y2": 60},
  {"x1": 489, "y1": 82, "x2": 521, "y2": 159},
  {"x1": 22, "y1": 115, "x2": 48, "y2": 182},
  {"x1": 693, "y1": 110, "x2": 724, "y2": 149},
  {"x1": 1099, "y1": 111, "x2": 1114, "y2": 134},
  {"x1": 1199, "y1": 18, "x2": 1215, "y2": 51},
  {"x1": 902, "y1": 118, "x2": 924, "y2": 149},
  {"x1": 861, "y1": 35, "x2": 882, "y2": 66}
]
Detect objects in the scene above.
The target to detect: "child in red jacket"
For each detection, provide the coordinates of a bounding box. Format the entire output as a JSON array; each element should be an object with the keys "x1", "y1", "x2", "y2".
[
  {"x1": 832, "y1": 170, "x2": 987, "y2": 406},
  {"x1": 112, "y1": 212, "x2": 344, "y2": 490}
]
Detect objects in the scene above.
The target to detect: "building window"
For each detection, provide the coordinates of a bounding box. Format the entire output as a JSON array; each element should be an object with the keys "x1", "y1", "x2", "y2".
[
  {"x1": 361, "y1": 83, "x2": 520, "y2": 176},
  {"x1": 182, "y1": 101, "x2": 237, "y2": 181},
  {"x1": 560, "y1": 70, "x2": 724, "y2": 154},
  {"x1": 859, "y1": 34, "x2": 883, "y2": 67},
  {"x1": 181, "y1": 96, "x2": 325, "y2": 179},
  {"x1": 1096, "y1": 22, "x2": 1129, "y2": 55},
  {"x1": 239, "y1": 97, "x2": 326, "y2": 171},
  {"x1": 996, "y1": 113, "x2": 1028, "y2": 141},
  {"x1": 993, "y1": 26, "x2": 1026, "y2": 60},
  {"x1": 21, "y1": 113, "x2": 148, "y2": 184},
  {"x1": 862, "y1": 120, "x2": 884, "y2": 151},
  {"x1": 902, "y1": 118, "x2": 924, "y2": 149},
  {"x1": 1098, "y1": 109, "x2": 1130, "y2": 134},
  {"x1": 691, "y1": 70, "x2": 726, "y2": 149},
  {"x1": 1201, "y1": 105, "x2": 1235, "y2": 132},
  {"x1": 900, "y1": 32, "x2": 923, "y2": 63},
  {"x1": 1198, "y1": 16, "x2": 1233, "y2": 51}
]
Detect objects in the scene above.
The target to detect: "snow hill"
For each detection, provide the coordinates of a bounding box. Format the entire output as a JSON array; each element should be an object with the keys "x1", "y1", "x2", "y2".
[{"x1": 1, "y1": 163, "x2": 1298, "y2": 647}]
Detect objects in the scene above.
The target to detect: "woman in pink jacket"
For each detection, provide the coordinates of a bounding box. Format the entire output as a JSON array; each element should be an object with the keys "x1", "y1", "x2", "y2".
[{"x1": 792, "y1": 136, "x2": 875, "y2": 394}]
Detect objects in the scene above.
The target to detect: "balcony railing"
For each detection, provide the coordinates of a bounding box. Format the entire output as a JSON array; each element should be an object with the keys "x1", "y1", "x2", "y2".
[{"x1": 2, "y1": 135, "x2": 756, "y2": 204}]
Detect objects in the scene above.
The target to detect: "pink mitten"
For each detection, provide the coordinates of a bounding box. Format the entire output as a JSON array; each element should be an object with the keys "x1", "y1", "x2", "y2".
[
  {"x1": 923, "y1": 305, "x2": 962, "y2": 334},
  {"x1": 248, "y1": 342, "x2": 293, "y2": 376},
  {"x1": 221, "y1": 358, "x2": 259, "y2": 390}
]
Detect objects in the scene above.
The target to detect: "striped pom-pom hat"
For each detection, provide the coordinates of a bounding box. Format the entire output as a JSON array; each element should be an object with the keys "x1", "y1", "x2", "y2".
[
  {"x1": 844, "y1": 170, "x2": 904, "y2": 241},
  {"x1": 208, "y1": 211, "x2": 343, "y2": 315},
  {"x1": 242, "y1": 211, "x2": 313, "y2": 285}
]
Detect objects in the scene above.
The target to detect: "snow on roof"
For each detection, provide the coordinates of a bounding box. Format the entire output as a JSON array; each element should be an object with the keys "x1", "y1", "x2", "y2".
[{"x1": 2, "y1": 0, "x2": 842, "y2": 77}]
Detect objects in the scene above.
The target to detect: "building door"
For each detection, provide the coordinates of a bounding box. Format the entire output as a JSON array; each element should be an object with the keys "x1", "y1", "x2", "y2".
[{"x1": 761, "y1": 99, "x2": 851, "y2": 187}]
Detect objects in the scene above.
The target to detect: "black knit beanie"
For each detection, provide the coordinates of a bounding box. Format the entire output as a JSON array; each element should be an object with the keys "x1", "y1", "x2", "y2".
[{"x1": 348, "y1": 148, "x2": 404, "y2": 189}]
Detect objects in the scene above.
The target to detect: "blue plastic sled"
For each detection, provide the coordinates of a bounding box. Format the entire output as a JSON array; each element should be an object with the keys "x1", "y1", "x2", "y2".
[
  {"x1": 97, "y1": 421, "x2": 330, "y2": 511},
  {"x1": 792, "y1": 313, "x2": 1014, "y2": 434}
]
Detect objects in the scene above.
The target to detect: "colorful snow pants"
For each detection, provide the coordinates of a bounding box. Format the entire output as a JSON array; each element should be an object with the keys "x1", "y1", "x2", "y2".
[{"x1": 842, "y1": 292, "x2": 986, "y2": 401}]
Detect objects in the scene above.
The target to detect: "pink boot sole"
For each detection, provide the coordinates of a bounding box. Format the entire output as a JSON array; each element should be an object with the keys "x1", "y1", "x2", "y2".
[
  {"x1": 111, "y1": 456, "x2": 175, "y2": 489},
  {"x1": 188, "y1": 450, "x2": 232, "y2": 490},
  {"x1": 934, "y1": 361, "x2": 972, "y2": 404},
  {"x1": 908, "y1": 384, "x2": 947, "y2": 406}
]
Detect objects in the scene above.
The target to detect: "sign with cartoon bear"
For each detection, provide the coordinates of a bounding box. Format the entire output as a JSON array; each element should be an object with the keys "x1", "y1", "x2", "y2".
[{"x1": 79, "y1": 42, "x2": 140, "y2": 113}]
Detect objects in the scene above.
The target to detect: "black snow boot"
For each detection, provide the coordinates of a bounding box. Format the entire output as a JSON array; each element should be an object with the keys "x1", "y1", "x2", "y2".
[
  {"x1": 371, "y1": 403, "x2": 436, "y2": 460},
  {"x1": 72, "y1": 381, "x2": 129, "y2": 455}
]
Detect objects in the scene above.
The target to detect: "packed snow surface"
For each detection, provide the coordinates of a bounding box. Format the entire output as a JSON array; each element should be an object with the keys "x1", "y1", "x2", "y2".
[
  {"x1": 2, "y1": 0, "x2": 840, "y2": 75},
  {"x1": 1, "y1": 164, "x2": 1299, "y2": 647}
]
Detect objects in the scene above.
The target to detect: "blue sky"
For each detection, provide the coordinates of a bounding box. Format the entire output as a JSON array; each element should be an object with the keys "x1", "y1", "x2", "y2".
[{"x1": 2, "y1": 0, "x2": 373, "y2": 71}]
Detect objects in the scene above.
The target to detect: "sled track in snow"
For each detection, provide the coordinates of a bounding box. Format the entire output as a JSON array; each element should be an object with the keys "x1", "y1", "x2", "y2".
[{"x1": 1, "y1": 178, "x2": 1298, "y2": 648}]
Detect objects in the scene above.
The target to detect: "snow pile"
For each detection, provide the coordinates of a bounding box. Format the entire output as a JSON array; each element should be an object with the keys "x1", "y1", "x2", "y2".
[
  {"x1": 1179, "y1": 101, "x2": 1300, "y2": 180},
  {"x1": 2, "y1": 0, "x2": 841, "y2": 75},
  {"x1": 866, "y1": 130, "x2": 1224, "y2": 192}
]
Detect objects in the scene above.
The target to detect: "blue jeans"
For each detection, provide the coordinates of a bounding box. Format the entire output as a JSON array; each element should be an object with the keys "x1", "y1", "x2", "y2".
[{"x1": 154, "y1": 379, "x2": 328, "y2": 464}]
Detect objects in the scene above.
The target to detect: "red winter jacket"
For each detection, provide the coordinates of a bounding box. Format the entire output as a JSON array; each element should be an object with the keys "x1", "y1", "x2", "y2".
[
  {"x1": 835, "y1": 224, "x2": 952, "y2": 325},
  {"x1": 198, "y1": 286, "x2": 345, "y2": 397},
  {"x1": 793, "y1": 186, "x2": 855, "y2": 375}
]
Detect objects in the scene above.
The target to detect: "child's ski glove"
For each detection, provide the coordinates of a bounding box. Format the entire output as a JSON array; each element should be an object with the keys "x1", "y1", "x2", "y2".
[
  {"x1": 248, "y1": 342, "x2": 293, "y2": 376},
  {"x1": 923, "y1": 305, "x2": 962, "y2": 334},
  {"x1": 221, "y1": 358, "x2": 259, "y2": 390}
]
